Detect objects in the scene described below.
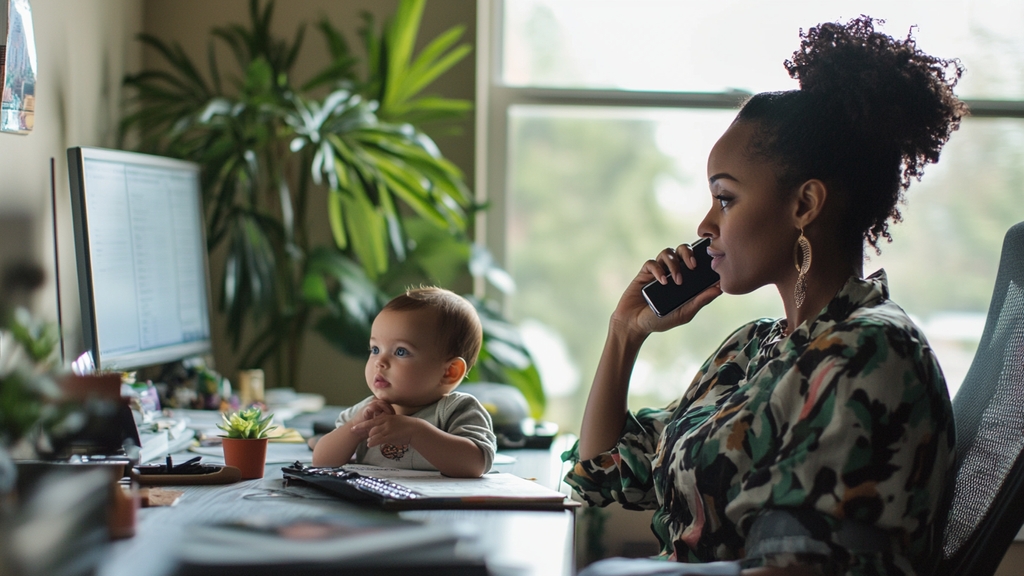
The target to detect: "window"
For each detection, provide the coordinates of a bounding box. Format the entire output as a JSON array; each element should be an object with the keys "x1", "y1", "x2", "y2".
[{"x1": 480, "y1": 0, "x2": 1024, "y2": 431}]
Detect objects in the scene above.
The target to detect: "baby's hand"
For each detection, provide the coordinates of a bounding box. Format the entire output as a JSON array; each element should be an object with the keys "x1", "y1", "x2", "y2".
[
  {"x1": 352, "y1": 413, "x2": 422, "y2": 448},
  {"x1": 361, "y1": 398, "x2": 395, "y2": 421},
  {"x1": 348, "y1": 399, "x2": 395, "y2": 439}
]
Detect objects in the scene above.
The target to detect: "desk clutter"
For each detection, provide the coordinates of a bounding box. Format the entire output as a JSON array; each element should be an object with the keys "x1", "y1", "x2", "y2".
[
  {"x1": 139, "y1": 487, "x2": 183, "y2": 507},
  {"x1": 131, "y1": 455, "x2": 242, "y2": 486},
  {"x1": 1, "y1": 388, "x2": 574, "y2": 576},
  {"x1": 175, "y1": 512, "x2": 488, "y2": 575},
  {"x1": 3, "y1": 441, "x2": 576, "y2": 576}
]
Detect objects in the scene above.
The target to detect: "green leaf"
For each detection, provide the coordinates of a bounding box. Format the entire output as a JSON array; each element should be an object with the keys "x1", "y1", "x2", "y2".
[
  {"x1": 498, "y1": 362, "x2": 546, "y2": 420},
  {"x1": 394, "y1": 96, "x2": 473, "y2": 125},
  {"x1": 301, "y1": 19, "x2": 357, "y2": 91},
  {"x1": 405, "y1": 25, "x2": 465, "y2": 87},
  {"x1": 134, "y1": 33, "x2": 211, "y2": 99},
  {"x1": 305, "y1": 248, "x2": 383, "y2": 319},
  {"x1": 341, "y1": 186, "x2": 389, "y2": 278},
  {"x1": 399, "y1": 217, "x2": 471, "y2": 285},
  {"x1": 469, "y1": 243, "x2": 516, "y2": 294},
  {"x1": 8, "y1": 309, "x2": 60, "y2": 365},
  {"x1": 327, "y1": 189, "x2": 348, "y2": 249},
  {"x1": 306, "y1": 246, "x2": 385, "y2": 356},
  {"x1": 381, "y1": 0, "x2": 425, "y2": 114},
  {"x1": 220, "y1": 213, "x2": 280, "y2": 350},
  {"x1": 301, "y1": 274, "x2": 329, "y2": 305},
  {"x1": 472, "y1": 347, "x2": 546, "y2": 420},
  {"x1": 368, "y1": 151, "x2": 450, "y2": 228},
  {"x1": 284, "y1": 23, "x2": 307, "y2": 72},
  {"x1": 219, "y1": 406, "x2": 277, "y2": 439},
  {"x1": 465, "y1": 297, "x2": 545, "y2": 418},
  {"x1": 318, "y1": 18, "x2": 351, "y2": 61},
  {"x1": 207, "y1": 40, "x2": 223, "y2": 95},
  {"x1": 314, "y1": 312, "x2": 373, "y2": 358},
  {"x1": 398, "y1": 43, "x2": 471, "y2": 109}
]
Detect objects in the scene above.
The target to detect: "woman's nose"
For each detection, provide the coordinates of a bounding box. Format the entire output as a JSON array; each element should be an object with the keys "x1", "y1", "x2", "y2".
[{"x1": 697, "y1": 207, "x2": 718, "y2": 239}]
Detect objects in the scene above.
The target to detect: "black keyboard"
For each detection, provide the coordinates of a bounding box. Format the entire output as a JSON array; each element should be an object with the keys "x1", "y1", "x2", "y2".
[{"x1": 282, "y1": 462, "x2": 425, "y2": 503}]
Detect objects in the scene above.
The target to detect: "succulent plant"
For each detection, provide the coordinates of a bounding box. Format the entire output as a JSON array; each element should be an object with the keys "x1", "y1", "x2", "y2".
[{"x1": 217, "y1": 406, "x2": 277, "y2": 439}]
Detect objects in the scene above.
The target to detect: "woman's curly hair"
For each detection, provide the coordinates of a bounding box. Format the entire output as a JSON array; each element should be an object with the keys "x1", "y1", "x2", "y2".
[{"x1": 738, "y1": 15, "x2": 968, "y2": 252}]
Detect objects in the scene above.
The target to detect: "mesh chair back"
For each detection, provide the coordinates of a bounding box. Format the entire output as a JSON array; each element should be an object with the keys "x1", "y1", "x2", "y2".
[{"x1": 940, "y1": 221, "x2": 1024, "y2": 576}]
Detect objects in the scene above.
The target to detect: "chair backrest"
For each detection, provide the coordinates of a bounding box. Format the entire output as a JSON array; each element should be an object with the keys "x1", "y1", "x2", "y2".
[{"x1": 940, "y1": 221, "x2": 1024, "y2": 576}]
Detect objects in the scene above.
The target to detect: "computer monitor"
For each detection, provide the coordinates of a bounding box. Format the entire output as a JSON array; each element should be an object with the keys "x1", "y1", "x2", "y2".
[{"x1": 67, "y1": 146, "x2": 213, "y2": 372}]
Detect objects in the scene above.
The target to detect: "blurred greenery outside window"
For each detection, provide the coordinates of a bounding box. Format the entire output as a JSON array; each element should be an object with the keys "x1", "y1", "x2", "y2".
[{"x1": 484, "y1": 0, "x2": 1024, "y2": 431}]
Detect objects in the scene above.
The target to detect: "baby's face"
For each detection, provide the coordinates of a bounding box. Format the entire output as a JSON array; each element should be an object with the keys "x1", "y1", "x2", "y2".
[{"x1": 365, "y1": 308, "x2": 451, "y2": 414}]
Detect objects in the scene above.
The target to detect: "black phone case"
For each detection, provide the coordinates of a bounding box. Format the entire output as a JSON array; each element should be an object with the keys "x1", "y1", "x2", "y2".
[{"x1": 641, "y1": 239, "x2": 719, "y2": 317}]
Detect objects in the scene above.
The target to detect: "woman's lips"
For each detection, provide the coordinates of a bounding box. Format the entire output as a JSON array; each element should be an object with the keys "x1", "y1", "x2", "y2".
[{"x1": 707, "y1": 249, "x2": 723, "y2": 271}]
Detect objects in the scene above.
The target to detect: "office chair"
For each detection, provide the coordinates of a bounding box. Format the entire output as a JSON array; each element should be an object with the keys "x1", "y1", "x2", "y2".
[{"x1": 938, "y1": 221, "x2": 1024, "y2": 576}]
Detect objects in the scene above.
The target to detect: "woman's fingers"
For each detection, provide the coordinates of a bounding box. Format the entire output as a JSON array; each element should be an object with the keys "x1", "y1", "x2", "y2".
[
  {"x1": 675, "y1": 243, "x2": 698, "y2": 269},
  {"x1": 645, "y1": 243, "x2": 699, "y2": 286}
]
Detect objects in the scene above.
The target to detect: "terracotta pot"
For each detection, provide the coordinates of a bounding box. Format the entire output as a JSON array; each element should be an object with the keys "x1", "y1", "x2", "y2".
[{"x1": 221, "y1": 438, "x2": 269, "y2": 479}]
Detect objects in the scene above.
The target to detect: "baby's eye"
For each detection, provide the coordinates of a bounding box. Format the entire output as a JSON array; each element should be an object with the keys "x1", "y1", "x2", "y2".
[
  {"x1": 395, "y1": 347, "x2": 409, "y2": 357},
  {"x1": 369, "y1": 345, "x2": 379, "y2": 355}
]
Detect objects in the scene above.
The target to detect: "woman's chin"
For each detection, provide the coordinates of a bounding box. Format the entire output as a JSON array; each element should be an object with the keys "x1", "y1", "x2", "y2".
[{"x1": 716, "y1": 277, "x2": 757, "y2": 297}]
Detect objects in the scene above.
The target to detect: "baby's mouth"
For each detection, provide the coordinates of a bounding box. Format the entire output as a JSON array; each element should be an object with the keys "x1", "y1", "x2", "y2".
[{"x1": 373, "y1": 375, "x2": 390, "y2": 389}]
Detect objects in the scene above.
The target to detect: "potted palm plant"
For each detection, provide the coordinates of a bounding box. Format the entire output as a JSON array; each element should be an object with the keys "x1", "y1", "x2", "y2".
[
  {"x1": 119, "y1": 0, "x2": 545, "y2": 419},
  {"x1": 217, "y1": 406, "x2": 277, "y2": 479}
]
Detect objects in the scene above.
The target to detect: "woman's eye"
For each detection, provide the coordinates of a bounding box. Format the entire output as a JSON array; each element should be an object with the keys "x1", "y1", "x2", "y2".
[
  {"x1": 714, "y1": 194, "x2": 732, "y2": 209},
  {"x1": 395, "y1": 347, "x2": 408, "y2": 357}
]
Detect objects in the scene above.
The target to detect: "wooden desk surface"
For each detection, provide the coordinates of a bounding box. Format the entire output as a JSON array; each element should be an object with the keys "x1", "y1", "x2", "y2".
[{"x1": 97, "y1": 437, "x2": 577, "y2": 576}]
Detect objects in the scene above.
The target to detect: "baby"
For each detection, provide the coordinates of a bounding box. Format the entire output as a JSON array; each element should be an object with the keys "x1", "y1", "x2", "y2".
[{"x1": 311, "y1": 287, "x2": 496, "y2": 477}]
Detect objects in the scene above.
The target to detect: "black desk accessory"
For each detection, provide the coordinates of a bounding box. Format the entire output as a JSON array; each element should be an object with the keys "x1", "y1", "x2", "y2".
[
  {"x1": 131, "y1": 456, "x2": 241, "y2": 485},
  {"x1": 282, "y1": 462, "x2": 424, "y2": 503}
]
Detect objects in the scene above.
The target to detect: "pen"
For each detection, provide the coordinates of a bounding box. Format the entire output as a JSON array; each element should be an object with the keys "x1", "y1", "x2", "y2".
[{"x1": 173, "y1": 456, "x2": 202, "y2": 471}]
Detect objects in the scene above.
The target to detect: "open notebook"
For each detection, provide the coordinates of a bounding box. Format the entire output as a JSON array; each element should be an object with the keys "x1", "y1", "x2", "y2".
[{"x1": 281, "y1": 462, "x2": 573, "y2": 511}]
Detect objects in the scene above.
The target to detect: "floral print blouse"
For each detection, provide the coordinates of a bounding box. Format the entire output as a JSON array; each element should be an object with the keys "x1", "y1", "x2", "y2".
[{"x1": 564, "y1": 271, "x2": 955, "y2": 576}]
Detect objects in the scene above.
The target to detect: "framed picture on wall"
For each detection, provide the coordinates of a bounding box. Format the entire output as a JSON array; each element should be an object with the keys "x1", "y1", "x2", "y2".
[{"x1": 0, "y1": 0, "x2": 36, "y2": 134}]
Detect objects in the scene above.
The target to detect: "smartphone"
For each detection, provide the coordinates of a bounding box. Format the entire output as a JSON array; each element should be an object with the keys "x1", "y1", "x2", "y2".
[{"x1": 641, "y1": 238, "x2": 720, "y2": 317}]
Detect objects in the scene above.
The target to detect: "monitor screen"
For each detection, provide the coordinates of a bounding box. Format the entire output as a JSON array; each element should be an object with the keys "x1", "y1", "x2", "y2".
[{"x1": 68, "y1": 147, "x2": 212, "y2": 371}]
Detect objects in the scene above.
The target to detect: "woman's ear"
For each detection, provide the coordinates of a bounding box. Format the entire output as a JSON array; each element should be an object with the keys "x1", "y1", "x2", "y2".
[
  {"x1": 440, "y1": 357, "x2": 468, "y2": 389},
  {"x1": 793, "y1": 179, "x2": 827, "y2": 229}
]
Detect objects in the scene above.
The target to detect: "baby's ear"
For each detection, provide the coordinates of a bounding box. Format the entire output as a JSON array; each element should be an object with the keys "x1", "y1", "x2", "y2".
[{"x1": 440, "y1": 357, "x2": 468, "y2": 389}]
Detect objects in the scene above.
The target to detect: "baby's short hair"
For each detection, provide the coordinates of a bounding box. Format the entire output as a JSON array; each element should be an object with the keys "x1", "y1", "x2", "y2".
[{"x1": 382, "y1": 287, "x2": 483, "y2": 369}]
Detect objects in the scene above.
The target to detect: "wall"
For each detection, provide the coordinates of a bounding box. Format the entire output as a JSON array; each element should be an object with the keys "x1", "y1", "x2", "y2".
[
  {"x1": 0, "y1": 0, "x2": 142, "y2": 359},
  {"x1": 139, "y1": 0, "x2": 477, "y2": 405}
]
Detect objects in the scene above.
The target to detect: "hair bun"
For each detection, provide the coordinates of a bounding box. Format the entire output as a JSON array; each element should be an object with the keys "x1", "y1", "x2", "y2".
[
  {"x1": 737, "y1": 16, "x2": 968, "y2": 251},
  {"x1": 785, "y1": 15, "x2": 965, "y2": 182}
]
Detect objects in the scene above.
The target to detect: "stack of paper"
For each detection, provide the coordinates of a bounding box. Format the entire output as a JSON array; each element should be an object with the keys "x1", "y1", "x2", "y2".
[{"x1": 175, "y1": 513, "x2": 487, "y2": 575}]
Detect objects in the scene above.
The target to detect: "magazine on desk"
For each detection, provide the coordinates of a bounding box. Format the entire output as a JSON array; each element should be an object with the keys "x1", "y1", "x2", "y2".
[
  {"x1": 176, "y1": 513, "x2": 487, "y2": 575},
  {"x1": 282, "y1": 462, "x2": 573, "y2": 511}
]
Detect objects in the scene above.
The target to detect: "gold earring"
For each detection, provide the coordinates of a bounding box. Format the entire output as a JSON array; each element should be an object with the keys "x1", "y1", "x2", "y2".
[{"x1": 793, "y1": 230, "x2": 812, "y2": 308}]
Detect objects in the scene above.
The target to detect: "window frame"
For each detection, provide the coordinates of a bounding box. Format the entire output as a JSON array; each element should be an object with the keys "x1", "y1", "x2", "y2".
[{"x1": 476, "y1": 0, "x2": 1024, "y2": 302}]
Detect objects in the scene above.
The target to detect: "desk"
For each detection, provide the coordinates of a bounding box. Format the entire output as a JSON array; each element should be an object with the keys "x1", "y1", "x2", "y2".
[{"x1": 97, "y1": 437, "x2": 577, "y2": 576}]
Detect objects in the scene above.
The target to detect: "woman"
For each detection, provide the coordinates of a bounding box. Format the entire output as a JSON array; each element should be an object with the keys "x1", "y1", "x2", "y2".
[{"x1": 566, "y1": 16, "x2": 966, "y2": 576}]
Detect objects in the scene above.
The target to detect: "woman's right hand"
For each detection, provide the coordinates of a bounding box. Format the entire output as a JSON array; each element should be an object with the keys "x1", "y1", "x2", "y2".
[
  {"x1": 610, "y1": 242, "x2": 722, "y2": 338},
  {"x1": 579, "y1": 241, "x2": 723, "y2": 461}
]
